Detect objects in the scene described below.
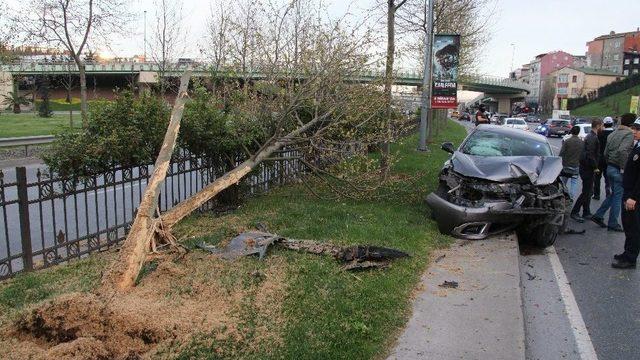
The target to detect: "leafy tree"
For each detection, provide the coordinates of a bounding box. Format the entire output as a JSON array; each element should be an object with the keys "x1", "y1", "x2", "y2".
[
  {"x1": 37, "y1": 77, "x2": 53, "y2": 118},
  {"x1": 2, "y1": 84, "x2": 30, "y2": 114}
]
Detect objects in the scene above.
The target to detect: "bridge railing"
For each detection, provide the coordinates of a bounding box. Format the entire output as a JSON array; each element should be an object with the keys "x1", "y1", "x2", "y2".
[{"x1": 1, "y1": 62, "x2": 531, "y2": 91}]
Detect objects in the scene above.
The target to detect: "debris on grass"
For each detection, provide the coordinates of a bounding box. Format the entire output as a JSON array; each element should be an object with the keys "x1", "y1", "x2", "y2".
[{"x1": 197, "y1": 230, "x2": 410, "y2": 270}]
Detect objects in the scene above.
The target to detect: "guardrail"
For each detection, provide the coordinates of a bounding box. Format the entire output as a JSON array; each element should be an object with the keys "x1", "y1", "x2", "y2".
[{"x1": 0, "y1": 135, "x2": 55, "y2": 157}]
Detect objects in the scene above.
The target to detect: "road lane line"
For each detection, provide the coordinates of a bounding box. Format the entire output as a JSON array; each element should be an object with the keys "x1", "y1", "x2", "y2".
[{"x1": 547, "y1": 246, "x2": 598, "y2": 360}]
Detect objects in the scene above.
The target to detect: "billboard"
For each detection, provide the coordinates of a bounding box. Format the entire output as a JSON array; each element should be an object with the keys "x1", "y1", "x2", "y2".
[{"x1": 431, "y1": 34, "x2": 460, "y2": 109}]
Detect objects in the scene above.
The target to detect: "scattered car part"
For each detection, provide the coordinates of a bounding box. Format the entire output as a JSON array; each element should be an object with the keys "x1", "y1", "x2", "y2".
[{"x1": 198, "y1": 231, "x2": 410, "y2": 270}]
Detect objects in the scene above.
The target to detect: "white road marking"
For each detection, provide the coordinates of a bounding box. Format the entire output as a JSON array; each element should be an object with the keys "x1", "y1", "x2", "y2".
[{"x1": 547, "y1": 246, "x2": 599, "y2": 360}]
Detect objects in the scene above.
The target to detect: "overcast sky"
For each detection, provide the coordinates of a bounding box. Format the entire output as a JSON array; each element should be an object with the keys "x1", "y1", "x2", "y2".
[{"x1": 6, "y1": 0, "x2": 640, "y2": 78}]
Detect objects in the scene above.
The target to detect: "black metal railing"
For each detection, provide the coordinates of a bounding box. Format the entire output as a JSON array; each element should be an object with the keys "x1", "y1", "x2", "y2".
[{"x1": 0, "y1": 149, "x2": 304, "y2": 280}]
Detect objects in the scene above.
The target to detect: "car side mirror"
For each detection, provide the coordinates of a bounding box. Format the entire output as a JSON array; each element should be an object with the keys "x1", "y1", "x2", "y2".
[{"x1": 441, "y1": 142, "x2": 455, "y2": 154}]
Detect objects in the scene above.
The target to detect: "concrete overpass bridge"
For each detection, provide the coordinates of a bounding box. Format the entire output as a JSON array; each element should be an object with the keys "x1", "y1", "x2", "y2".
[{"x1": 1, "y1": 62, "x2": 529, "y2": 113}]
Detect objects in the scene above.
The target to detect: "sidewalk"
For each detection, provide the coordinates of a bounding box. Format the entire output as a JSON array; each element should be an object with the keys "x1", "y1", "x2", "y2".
[{"x1": 387, "y1": 235, "x2": 525, "y2": 360}]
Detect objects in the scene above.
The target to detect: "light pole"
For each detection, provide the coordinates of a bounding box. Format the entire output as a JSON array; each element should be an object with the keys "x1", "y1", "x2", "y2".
[
  {"x1": 143, "y1": 10, "x2": 147, "y2": 60},
  {"x1": 510, "y1": 43, "x2": 516, "y2": 74},
  {"x1": 418, "y1": 0, "x2": 435, "y2": 151}
]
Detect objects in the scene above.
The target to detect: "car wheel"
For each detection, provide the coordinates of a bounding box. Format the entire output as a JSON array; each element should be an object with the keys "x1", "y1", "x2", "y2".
[{"x1": 518, "y1": 223, "x2": 558, "y2": 248}]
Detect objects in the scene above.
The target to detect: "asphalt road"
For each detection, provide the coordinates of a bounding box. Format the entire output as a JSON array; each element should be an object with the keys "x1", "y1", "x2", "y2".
[{"x1": 456, "y1": 119, "x2": 638, "y2": 360}]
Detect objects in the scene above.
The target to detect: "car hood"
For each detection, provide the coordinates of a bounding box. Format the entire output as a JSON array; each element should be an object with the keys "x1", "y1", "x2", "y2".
[{"x1": 450, "y1": 151, "x2": 563, "y2": 185}]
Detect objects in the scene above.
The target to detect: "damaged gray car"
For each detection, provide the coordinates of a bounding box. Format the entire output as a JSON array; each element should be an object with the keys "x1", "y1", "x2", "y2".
[{"x1": 426, "y1": 125, "x2": 570, "y2": 247}]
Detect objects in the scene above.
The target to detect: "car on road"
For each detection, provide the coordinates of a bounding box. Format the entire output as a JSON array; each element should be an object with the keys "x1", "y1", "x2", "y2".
[
  {"x1": 458, "y1": 112, "x2": 471, "y2": 121},
  {"x1": 571, "y1": 117, "x2": 590, "y2": 126},
  {"x1": 535, "y1": 119, "x2": 571, "y2": 137},
  {"x1": 502, "y1": 118, "x2": 529, "y2": 131},
  {"x1": 490, "y1": 113, "x2": 508, "y2": 125},
  {"x1": 524, "y1": 114, "x2": 540, "y2": 123},
  {"x1": 451, "y1": 110, "x2": 460, "y2": 118},
  {"x1": 562, "y1": 123, "x2": 591, "y2": 142},
  {"x1": 426, "y1": 125, "x2": 569, "y2": 248}
]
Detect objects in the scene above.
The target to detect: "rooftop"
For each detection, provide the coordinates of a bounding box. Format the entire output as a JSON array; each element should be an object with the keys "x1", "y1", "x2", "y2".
[
  {"x1": 551, "y1": 66, "x2": 621, "y2": 77},
  {"x1": 592, "y1": 29, "x2": 640, "y2": 41}
]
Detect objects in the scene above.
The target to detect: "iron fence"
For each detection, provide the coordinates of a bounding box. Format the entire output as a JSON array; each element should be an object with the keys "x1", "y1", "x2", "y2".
[{"x1": 0, "y1": 149, "x2": 304, "y2": 280}]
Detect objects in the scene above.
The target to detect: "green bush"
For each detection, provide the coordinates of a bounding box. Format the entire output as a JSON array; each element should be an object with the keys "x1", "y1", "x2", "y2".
[{"x1": 44, "y1": 92, "x2": 171, "y2": 177}]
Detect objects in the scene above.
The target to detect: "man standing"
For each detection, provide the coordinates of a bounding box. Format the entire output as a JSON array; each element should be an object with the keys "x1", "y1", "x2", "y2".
[
  {"x1": 559, "y1": 125, "x2": 582, "y2": 199},
  {"x1": 611, "y1": 121, "x2": 640, "y2": 269},
  {"x1": 593, "y1": 116, "x2": 615, "y2": 200},
  {"x1": 592, "y1": 114, "x2": 636, "y2": 231},
  {"x1": 475, "y1": 105, "x2": 489, "y2": 126},
  {"x1": 571, "y1": 118, "x2": 603, "y2": 223}
]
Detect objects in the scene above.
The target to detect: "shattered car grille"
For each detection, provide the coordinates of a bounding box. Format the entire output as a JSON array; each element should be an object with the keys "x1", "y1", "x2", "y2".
[{"x1": 440, "y1": 169, "x2": 565, "y2": 212}]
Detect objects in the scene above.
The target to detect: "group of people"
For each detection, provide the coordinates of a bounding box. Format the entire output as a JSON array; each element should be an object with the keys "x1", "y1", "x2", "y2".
[{"x1": 559, "y1": 113, "x2": 640, "y2": 269}]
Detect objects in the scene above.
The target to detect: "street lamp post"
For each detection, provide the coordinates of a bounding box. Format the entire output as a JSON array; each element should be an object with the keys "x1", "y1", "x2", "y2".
[
  {"x1": 143, "y1": 10, "x2": 147, "y2": 60},
  {"x1": 418, "y1": 0, "x2": 435, "y2": 151}
]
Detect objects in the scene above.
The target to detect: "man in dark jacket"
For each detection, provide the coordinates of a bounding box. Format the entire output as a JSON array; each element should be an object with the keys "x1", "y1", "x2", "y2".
[
  {"x1": 592, "y1": 113, "x2": 635, "y2": 231},
  {"x1": 571, "y1": 118, "x2": 603, "y2": 222},
  {"x1": 475, "y1": 105, "x2": 489, "y2": 126},
  {"x1": 593, "y1": 117, "x2": 615, "y2": 199},
  {"x1": 559, "y1": 126, "x2": 583, "y2": 199},
  {"x1": 611, "y1": 121, "x2": 640, "y2": 269}
]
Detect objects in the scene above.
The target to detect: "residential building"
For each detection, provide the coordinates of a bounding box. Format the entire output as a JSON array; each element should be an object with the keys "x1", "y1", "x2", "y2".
[
  {"x1": 623, "y1": 51, "x2": 640, "y2": 76},
  {"x1": 549, "y1": 67, "x2": 621, "y2": 108},
  {"x1": 586, "y1": 29, "x2": 640, "y2": 74},
  {"x1": 519, "y1": 51, "x2": 585, "y2": 105}
]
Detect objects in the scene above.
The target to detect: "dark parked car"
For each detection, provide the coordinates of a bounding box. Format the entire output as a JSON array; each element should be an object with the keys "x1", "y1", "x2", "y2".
[
  {"x1": 539, "y1": 119, "x2": 572, "y2": 137},
  {"x1": 426, "y1": 125, "x2": 570, "y2": 247},
  {"x1": 524, "y1": 114, "x2": 540, "y2": 123},
  {"x1": 459, "y1": 112, "x2": 471, "y2": 121},
  {"x1": 571, "y1": 117, "x2": 590, "y2": 126}
]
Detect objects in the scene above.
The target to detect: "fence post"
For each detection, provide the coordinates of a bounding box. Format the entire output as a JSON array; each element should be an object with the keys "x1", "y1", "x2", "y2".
[{"x1": 16, "y1": 167, "x2": 33, "y2": 271}]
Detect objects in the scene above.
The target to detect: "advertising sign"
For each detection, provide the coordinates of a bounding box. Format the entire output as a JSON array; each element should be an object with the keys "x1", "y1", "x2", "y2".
[
  {"x1": 561, "y1": 98, "x2": 568, "y2": 111},
  {"x1": 431, "y1": 34, "x2": 460, "y2": 109},
  {"x1": 630, "y1": 95, "x2": 639, "y2": 114}
]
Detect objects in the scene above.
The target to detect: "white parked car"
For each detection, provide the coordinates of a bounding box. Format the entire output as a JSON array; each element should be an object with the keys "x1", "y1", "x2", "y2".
[
  {"x1": 501, "y1": 118, "x2": 529, "y2": 131},
  {"x1": 562, "y1": 124, "x2": 591, "y2": 142}
]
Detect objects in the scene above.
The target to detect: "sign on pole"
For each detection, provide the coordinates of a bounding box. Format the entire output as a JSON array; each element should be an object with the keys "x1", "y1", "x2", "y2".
[
  {"x1": 630, "y1": 95, "x2": 639, "y2": 114},
  {"x1": 431, "y1": 34, "x2": 460, "y2": 109},
  {"x1": 561, "y1": 98, "x2": 568, "y2": 111}
]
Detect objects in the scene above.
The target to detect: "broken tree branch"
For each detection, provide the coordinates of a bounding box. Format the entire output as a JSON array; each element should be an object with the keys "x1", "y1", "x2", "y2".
[{"x1": 103, "y1": 70, "x2": 192, "y2": 291}]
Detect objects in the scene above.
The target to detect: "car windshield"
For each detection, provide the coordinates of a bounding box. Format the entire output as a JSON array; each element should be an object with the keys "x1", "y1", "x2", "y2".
[
  {"x1": 582, "y1": 126, "x2": 592, "y2": 133},
  {"x1": 551, "y1": 120, "x2": 569, "y2": 126},
  {"x1": 506, "y1": 119, "x2": 526, "y2": 125},
  {"x1": 461, "y1": 130, "x2": 552, "y2": 157}
]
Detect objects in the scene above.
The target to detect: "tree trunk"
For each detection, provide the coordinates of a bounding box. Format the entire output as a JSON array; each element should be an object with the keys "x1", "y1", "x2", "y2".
[
  {"x1": 78, "y1": 61, "x2": 88, "y2": 128},
  {"x1": 380, "y1": 1, "x2": 396, "y2": 177},
  {"x1": 103, "y1": 71, "x2": 192, "y2": 291}
]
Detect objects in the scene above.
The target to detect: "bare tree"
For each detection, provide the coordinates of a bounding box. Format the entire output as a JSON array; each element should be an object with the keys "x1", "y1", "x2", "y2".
[
  {"x1": 204, "y1": 1, "x2": 232, "y2": 75},
  {"x1": 60, "y1": 56, "x2": 78, "y2": 126},
  {"x1": 396, "y1": 0, "x2": 494, "y2": 75},
  {"x1": 227, "y1": 0, "x2": 261, "y2": 74},
  {"x1": 13, "y1": 0, "x2": 131, "y2": 127},
  {"x1": 380, "y1": 0, "x2": 408, "y2": 177},
  {"x1": 149, "y1": 0, "x2": 187, "y2": 96}
]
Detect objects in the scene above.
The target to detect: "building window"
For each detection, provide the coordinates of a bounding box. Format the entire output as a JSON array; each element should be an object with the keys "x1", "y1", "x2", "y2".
[
  {"x1": 558, "y1": 74, "x2": 568, "y2": 83},
  {"x1": 571, "y1": 88, "x2": 578, "y2": 95},
  {"x1": 613, "y1": 54, "x2": 620, "y2": 61},
  {"x1": 623, "y1": 69, "x2": 629, "y2": 75},
  {"x1": 634, "y1": 69, "x2": 639, "y2": 74},
  {"x1": 625, "y1": 59, "x2": 631, "y2": 65},
  {"x1": 572, "y1": 75, "x2": 577, "y2": 83},
  {"x1": 564, "y1": 56, "x2": 568, "y2": 61},
  {"x1": 635, "y1": 58, "x2": 640, "y2": 64}
]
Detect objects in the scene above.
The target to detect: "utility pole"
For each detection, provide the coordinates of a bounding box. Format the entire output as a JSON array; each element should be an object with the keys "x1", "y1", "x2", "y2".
[
  {"x1": 418, "y1": 0, "x2": 435, "y2": 151},
  {"x1": 143, "y1": 10, "x2": 147, "y2": 60},
  {"x1": 510, "y1": 43, "x2": 515, "y2": 73}
]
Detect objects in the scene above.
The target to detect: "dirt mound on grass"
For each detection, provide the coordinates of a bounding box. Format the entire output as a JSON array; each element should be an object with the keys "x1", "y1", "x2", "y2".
[{"x1": 3, "y1": 253, "x2": 288, "y2": 359}]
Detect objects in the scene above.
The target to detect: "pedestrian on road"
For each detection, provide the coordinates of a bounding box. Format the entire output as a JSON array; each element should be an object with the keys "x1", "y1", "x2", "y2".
[
  {"x1": 559, "y1": 125, "x2": 582, "y2": 199},
  {"x1": 611, "y1": 120, "x2": 640, "y2": 269},
  {"x1": 593, "y1": 116, "x2": 615, "y2": 200},
  {"x1": 571, "y1": 118, "x2": 603, "y2": 223},
  {"x1": 592, "y1": 113, "x2": 636, "y2": 231}
]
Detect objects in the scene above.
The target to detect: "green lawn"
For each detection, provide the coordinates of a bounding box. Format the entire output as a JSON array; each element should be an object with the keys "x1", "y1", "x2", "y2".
[
  {"x1": 572, "y1": 84, "x2": 640, "y2": 117},
  {"x1": 0, "y1": 122, "x2": 467, "y2": 359},
  {"x1": 34, "y1": 97, "x2": 83, "y2": 111},
  {"x1": 0, "y1": 113, "x2": 81, "y2": 138}
]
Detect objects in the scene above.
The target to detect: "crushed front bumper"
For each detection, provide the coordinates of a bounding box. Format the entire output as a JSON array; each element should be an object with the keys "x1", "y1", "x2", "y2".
[{"x1": 426, "y1": 192, "x2": 563, "y2": 240}]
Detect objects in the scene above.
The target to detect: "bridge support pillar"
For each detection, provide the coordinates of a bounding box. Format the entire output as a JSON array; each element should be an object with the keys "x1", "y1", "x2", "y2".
[
  {"x1": 0, "y1": 72, "x2": 12, "y2": 109},
  {"x1": 497, "y1": 97, "x2": 511, "y2": 114}
]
